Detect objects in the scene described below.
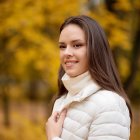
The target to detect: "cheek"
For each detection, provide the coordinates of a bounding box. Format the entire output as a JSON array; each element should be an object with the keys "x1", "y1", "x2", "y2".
[
  {"x1": 80, "y1": 49, "x2": 88, "y2": 61},
  {"x1": 81, "y1": 52, "x2": 88, "y2": 67},
  {"x1": 60, "y1": 52, "x2": 64, "y2": 64}
]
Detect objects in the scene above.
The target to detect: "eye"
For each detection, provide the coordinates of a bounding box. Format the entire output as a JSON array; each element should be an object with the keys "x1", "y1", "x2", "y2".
[
  {"x1": 73, "y1": 43, "x2": 83, "y2": 48},
  {"x1": 59, "y1": 45, "x2": 66, "y2": 49}
]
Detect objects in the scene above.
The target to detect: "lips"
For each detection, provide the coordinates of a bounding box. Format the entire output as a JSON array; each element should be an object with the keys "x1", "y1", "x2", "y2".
[{"x1": 64, "y1": 60, "x2": 78, "y2": 67}]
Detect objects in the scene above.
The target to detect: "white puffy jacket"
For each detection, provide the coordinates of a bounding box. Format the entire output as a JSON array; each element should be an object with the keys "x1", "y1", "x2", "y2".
[{"x1": 52, "y1": 72, "x2": 131, "y2": 140}]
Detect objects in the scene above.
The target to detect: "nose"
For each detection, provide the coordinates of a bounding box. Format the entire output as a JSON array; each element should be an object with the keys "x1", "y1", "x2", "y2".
[{"x1": 64, "y1": 46, "x2": 73, "y2": 57}]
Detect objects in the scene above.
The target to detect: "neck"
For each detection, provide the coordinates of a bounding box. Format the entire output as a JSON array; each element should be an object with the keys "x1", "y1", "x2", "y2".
[{"x1": 62, "y1": 71, "x2": 95, "y2": 96}]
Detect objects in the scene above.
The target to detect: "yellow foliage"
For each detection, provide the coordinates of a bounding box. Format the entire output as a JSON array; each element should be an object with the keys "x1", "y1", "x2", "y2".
[
  {"x1": 114, "y1": 0, "x2": 132, "y2": 11},
  {"x1": 0, "y1": 0, "x2": 139, "y2": 103},
  {"x1": 0, "y1": 113, "x2": 46, "y2": 140},
  {"x1": 134, "y1": 0, "x2": 140, "y2": 9},
  {"x1": 0, "y1": 0, "x2": 84, "y2": 94},
  {"x1": 118, "y1": 57, "x2": 130, "y2": 80},
  {"x1": 0, "y1": 1, "x2": 139, "y2": 140},
  {"x1": 89, "y1": 3, "x2": 131, "y2": 50}
]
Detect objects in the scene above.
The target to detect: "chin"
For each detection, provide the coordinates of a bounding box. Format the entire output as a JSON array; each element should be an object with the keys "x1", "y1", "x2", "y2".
[
  {"x1": 66, "y1": 71, "x2": 82, "y2": 77},
  {"x1": 66, "y1": 71, "x2": 78, "y2": 77}
]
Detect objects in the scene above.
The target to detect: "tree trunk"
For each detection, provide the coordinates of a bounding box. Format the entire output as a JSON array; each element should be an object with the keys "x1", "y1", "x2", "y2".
[
  {"x1": 2, "y1": 85, "x2": 10, "y2": 127},
  {"x1": 124, "y1": 9, "x2": 140, "y2": 93}
]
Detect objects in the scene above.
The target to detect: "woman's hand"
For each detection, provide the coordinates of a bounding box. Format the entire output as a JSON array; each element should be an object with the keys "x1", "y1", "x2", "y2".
[{"x1": 46, "y1": 109, "x2": 67, "y2": 140}]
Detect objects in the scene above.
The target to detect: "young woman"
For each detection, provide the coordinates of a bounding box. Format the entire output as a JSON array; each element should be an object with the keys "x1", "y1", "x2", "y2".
[{"x1": 46, "y1": 15, "x2": 132, "y2": 140}]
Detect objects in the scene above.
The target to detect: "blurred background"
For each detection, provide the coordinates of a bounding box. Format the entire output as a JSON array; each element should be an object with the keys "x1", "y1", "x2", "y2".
[{"x1": 0, "y1": 0, "x2": 140, "y2": 140}]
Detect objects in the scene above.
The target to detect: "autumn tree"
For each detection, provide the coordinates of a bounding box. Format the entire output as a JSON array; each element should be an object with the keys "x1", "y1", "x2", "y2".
[
  {"x1": 0, "y1": 0, "x2": 87, "y2": 126},
  {"x1": 85, "y1": 0, "x2": 140, "y2": 104}
]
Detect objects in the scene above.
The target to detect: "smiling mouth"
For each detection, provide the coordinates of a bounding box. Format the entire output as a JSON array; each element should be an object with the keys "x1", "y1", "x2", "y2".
[{"x1": 65, "y1": 61, "x2": 78, "y2": 67}]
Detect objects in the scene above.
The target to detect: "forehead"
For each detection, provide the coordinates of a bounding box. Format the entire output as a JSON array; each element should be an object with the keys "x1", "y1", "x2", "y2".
[{"x1": 59, "y1": 24, "x2": 85, "y2": 42}]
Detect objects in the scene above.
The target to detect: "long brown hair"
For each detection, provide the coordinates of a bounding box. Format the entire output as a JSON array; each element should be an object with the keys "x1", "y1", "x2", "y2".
[{"x1": 58, "y1": 15, "x2": 132, "y2": 122}]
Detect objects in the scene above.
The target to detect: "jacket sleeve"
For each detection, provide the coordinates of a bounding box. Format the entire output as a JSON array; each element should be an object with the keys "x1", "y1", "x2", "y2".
[{"x1": 87, "y1": 93, "x2": 130, "y2": 140}]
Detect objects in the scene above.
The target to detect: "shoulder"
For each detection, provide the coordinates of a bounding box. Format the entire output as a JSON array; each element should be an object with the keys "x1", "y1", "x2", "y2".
[
  {"x1": 89, "y1": 89, "x2": 130, "y2": 117},
  {"x1": 90, "y1": 89, "x2": 127, "y2": 106},
  {"x1": 88, "y1": 90, "x2": 131, "y2": 139}
]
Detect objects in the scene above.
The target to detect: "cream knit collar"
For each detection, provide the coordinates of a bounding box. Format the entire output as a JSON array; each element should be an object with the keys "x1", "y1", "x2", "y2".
[
  {"x1": 58, "y1": 71, "x2": 101, "y2": 111},
  {"x1": 62, "y1": 71, "x2": 91, "y2": 96}
]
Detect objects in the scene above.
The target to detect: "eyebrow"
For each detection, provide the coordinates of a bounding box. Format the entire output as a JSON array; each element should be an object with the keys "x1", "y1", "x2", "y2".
[{"x1": 59, "y1": 39, "x2": 84, "y2": 44}]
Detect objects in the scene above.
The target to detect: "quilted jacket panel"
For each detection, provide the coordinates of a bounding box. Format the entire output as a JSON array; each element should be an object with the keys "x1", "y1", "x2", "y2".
[{"x1": 52, "y1": 90, "x2": 130, "y2": 140}]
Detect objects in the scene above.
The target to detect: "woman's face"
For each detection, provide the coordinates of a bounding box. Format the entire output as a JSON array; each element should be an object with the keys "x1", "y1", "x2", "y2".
[{"x1": 59, "y1": 24, "x2": 88, "y2": 77}]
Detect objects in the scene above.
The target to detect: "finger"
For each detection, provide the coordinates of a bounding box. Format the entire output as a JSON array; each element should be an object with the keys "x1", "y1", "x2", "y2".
[
  {"x1": 52, "y1": 111, "x2": 59, "y2": 117},
  {"x1": 61, "y1": 108, "x2": 67, "y2": 116},
  {"x1": 52, "y1": 111, "x2": 60, "y2": 122},
  {"x1": 58, "y1": 109, "x2": 67, "y2": 124}
]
